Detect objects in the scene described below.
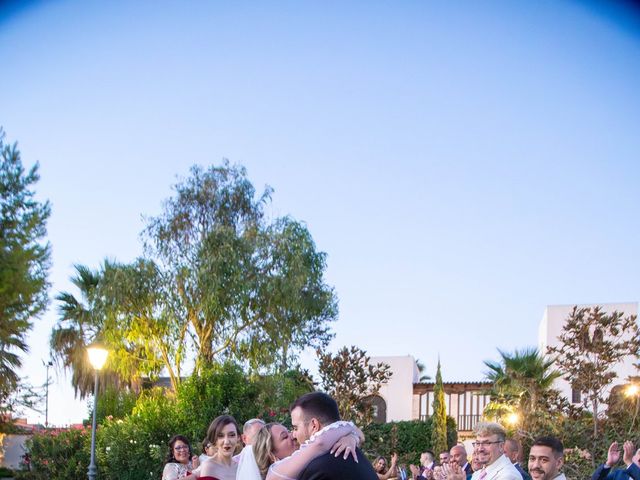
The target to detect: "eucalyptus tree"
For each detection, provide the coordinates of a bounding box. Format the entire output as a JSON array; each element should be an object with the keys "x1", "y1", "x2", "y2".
[
  {"x1": 52, "y1": 161, "x2": 338, "y2": 391},
  {"x1": 142, "y1": 161, "x2": 337, "y2": 376}
]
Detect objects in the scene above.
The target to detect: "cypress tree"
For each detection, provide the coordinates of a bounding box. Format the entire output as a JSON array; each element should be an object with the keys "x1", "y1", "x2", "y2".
[{"x1": 431, "y1": 359, "x2": 448, "y2": 454}]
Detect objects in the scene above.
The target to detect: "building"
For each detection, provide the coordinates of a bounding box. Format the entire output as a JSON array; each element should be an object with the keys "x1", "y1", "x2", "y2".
[
  {"x1": 538, "y1": 302, "x2": 639, "y2": 405},
  {"x1": 413, "y1": 381, "x2": 491, "y2": 435},
  {"x1": 370, "y1": 355, "x2": 490, "y2": 436}
]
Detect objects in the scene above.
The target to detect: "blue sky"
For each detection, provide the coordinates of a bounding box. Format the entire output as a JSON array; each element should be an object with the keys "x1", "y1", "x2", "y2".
[{"x1": 1, "y1": 0, "x2": 639, "y2": 425}]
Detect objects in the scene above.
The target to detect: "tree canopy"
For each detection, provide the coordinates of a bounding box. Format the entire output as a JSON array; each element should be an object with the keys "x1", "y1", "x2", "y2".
[
  {"x1": 0, "y1": 129, "x2": 51, "y2": 408},
  {"x1": 547, "y1": 305, "x2": 640, "y2": 437},
  {"x1": 317, "y1": 345, "x2": 392, "y2": 425},
  {"x1": 483, "y1": 347, "x2": 562, "y2": 441},
  {"x1": 51, "y1": 161, "x2": 338, "y2": 394}
]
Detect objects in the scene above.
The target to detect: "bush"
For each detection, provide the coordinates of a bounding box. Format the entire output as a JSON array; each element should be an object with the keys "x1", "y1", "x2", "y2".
[
  {"x1": 0, "y1": 467, "x2": 14, "y2": 478},
  {"x1": 19, "y1": 364, "x2": 316, "y2": 480},
  {"x1": 362, "y1": 417, "x2": 458, "y2": 466},
  {"x1": 93, "y1": 385, "x2": 138, "y2": 424},
  {"x1": 97, "y1": 388, "x2": 179, "y2": 480},
  {"x1": 17, "y1": 428, "x2": 90, "y2": 480},
  {"x1": 175, "y1": 362, "x2": 261, "y2": 444}
]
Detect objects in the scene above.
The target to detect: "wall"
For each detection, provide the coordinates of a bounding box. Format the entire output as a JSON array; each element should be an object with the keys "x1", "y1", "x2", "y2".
[
  {"x1": 538, "y1": 302, "x2": 639, "y2": 404},
  {"x1": 371, "y1": 355, "x2": 419, "y2": 422}
]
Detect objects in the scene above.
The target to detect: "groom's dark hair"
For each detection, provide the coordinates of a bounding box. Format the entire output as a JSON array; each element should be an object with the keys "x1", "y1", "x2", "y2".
[{"x1": 290, "y1": 391, "x2": 340, "y2": 426}]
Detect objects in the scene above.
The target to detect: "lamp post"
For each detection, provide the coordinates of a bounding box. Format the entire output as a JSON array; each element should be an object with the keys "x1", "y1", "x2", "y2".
[
  {"x1": 624, "y1": 383, "x2": 640, "y2": 435},
  {"x1": 87, "y1": 344, "x2": 108, "y2": 480},
  {"x1": 43, "y1": 359, "x2": 53, "y2": 428}
]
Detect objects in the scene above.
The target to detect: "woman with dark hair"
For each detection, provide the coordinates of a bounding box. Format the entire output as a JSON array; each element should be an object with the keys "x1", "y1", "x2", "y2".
[
  {"x1": 198, "y1": 415, "x2": 241, "y2": 480},
  {"x1": 162, "y1": 435, "x2": 200, "y2": 480}
]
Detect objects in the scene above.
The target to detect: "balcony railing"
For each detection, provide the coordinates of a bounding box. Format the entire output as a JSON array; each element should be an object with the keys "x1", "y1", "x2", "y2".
[{"x1": 420, "y1": 414, "x2": 482, "y2": 432}]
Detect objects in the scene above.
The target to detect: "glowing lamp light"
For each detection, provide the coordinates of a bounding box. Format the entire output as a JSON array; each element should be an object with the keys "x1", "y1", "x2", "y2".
[
  {"x1": 625, "y1": 384, "x2": 640, "y2": 398},
  {"x1": 87, "y1": 344, "x2": 108, "y2": 371},
  {"x1": 505, "y1": 412, "x2": 520, "y2": 426}
]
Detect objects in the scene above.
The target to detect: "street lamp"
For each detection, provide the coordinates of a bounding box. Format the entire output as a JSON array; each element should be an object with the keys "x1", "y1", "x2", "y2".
[
  {"x1": 624, "y1": 382, "x2": 640, "y2": 435},
  {"x1": 87, "y1": 343, "x2": 108, "y2": 480},
  {"x1": 505, "y1": 412, "x2": 520, "y2": 427},
  {"x1": 43, "y1": 359, "x2": 53, "y2": 428}
]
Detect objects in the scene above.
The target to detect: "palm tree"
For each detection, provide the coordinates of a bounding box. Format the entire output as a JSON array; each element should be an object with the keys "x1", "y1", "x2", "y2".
[
  {"x1": 483, "y1": 347, "x2": 561, "y2": 432},
  {"x1": 415, "y1": 358, "x2": 432, "y2": 382},
  {"x1": 50, "y1": 264, "x2": 117, "y2": 398}
]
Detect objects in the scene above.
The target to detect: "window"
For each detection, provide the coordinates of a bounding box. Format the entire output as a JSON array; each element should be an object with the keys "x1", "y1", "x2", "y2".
[{"x1": 571, "y1": 388, "x2": 581, "y2": 404}]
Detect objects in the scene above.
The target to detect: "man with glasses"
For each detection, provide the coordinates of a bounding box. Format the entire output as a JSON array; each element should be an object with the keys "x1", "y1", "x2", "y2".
[{"x1": 470, "y1": 422, "x2": 520, "y2": 480}]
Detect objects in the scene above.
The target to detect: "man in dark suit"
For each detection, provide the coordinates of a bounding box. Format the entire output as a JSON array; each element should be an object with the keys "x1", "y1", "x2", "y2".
[
  {"x1": 291, "y1": 392, "x2": 378, "y2": 480},
  {"x1": 505, "y1": 439, "x2": 531, "y2": 480},
  {"x1": 592, "y1": 441, "x2": 640, "y2": 480},
  {"x1": 450, "y1": 444, "x2": 473, "y2": 478}
]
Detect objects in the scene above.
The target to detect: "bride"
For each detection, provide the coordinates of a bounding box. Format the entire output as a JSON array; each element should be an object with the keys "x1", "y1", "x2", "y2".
[{"x1": 234, "y1": 421, "x2": 361, "y2": 480}]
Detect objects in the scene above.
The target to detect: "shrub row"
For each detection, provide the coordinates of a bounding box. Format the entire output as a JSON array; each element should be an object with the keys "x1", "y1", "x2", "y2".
[{"x1": 18, "y1": 363, "x2": 458, "y2": 480}]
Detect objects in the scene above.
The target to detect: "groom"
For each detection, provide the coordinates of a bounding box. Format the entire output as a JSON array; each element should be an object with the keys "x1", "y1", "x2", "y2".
[{"x1": 290, "y1": 392, "x2": 378, "y2": 480}]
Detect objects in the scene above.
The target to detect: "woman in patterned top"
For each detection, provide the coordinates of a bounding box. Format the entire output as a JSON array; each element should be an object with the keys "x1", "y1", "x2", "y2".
[{"x1": 162, "y1": 435, "x2": 200, "y2": 480}]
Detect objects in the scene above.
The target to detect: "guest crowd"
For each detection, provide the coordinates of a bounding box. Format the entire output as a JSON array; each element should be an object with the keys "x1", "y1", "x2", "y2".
[{"x1": 161, "y1": 392, "x2": 640, "y2": 480}]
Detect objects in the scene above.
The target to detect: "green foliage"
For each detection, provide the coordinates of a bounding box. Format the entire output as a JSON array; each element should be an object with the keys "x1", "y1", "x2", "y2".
[
  {"x1": 142, "y1": 162, "x2": 337, "y2": 374},
  {"x1": 18, "y1": 364, "x2": 310, "y2": 480},
  {"x1": 0, "y1": 466, "x2": 14, "y2": 478},
  {"x1": 362, "y1": 418, "x2": 457, "y2": 467},
  {"x1": 547, "y1": 305, "x2": 640, "y2": 438},
  {"x1": 96, "y1": 389, "x2": 178, "y2": 480},
  {"x1": 18, "y1": 428, "x2": 90, "y2": 480},
  {"x1": 93, "y1": 384, "x2": 138, "y2": 424},
  {"x1": 175, "y1": 362, "x2": 261, "y2": 442},
  {"x1": 51, "y1": 162, "x2": 338, "y2": 394},
  {"x1": 0, "y1": 128, "x2": 51, "y2": 420},
  {"x1": 50, "y1": 264, "x2": 129, "y2": 398},
  {"x1": 317, "y1": 345, "x2": 392, "y2": 424},
  {"x1": 430, "y1": 361, "x2": 447, "y2": 455},
  {"x1": 483, "y1": 347, "x2": 562, "y2": 438}
]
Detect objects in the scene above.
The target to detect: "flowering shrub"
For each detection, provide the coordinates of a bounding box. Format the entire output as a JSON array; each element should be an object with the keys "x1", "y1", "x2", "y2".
[{"x1": 17, "y1": 427, "x2": 90, "y2": 480}]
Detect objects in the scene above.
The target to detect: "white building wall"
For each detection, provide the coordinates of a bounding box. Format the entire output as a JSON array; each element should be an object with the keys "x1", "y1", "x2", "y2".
[
  {"x1": 371, "y1": 355, "x2": 419, "y2": 422},
  {"x1": 538, "y1": 302, "x2": 639, "y2": 403}
]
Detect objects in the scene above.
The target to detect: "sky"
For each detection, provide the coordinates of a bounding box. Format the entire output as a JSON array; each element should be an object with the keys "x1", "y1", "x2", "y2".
[{"x1": 1, "y1": 0, "x2": 639, "y2": 426}]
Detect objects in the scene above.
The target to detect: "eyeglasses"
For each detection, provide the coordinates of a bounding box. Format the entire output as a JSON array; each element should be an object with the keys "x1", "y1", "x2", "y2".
[
  {"x1": 472, "y1": 441, "x2": 503, "y2": 447},
  {"x1": 174, "y1": 446, "x2": 189, "y2": 451}
]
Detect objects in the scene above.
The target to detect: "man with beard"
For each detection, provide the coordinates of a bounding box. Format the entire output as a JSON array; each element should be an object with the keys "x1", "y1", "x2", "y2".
[
  {"x1": 592, "y1": 441, "x2": 640, "y2": 480},
  {"x1": 470, "y1": 422, "x2": 520, "y2": 480},
  {"x1": 290, "y1": 392, "x2": 378, "y2": 480},
  {"x1": 527, "y1": 436, "x2": 565, "y2": 480}
]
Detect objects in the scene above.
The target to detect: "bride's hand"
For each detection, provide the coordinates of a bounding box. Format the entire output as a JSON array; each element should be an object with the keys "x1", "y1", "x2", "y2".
[{"x1": 329, "y1": 433, "x2": 359, "y2": 462}]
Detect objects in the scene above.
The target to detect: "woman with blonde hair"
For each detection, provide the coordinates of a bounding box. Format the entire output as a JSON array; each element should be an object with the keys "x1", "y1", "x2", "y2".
[{"x1": 248, "y1": 421, "x2": 362, "y2": 480}]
